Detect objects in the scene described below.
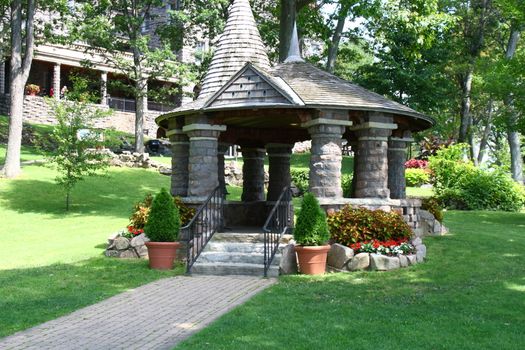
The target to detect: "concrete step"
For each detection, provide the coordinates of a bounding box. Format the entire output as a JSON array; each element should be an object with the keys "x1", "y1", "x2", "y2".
[
  {"x1": 191, "y1": 262, "x2": 279, "y2": 277},
  {"x1": 198, "y1": 251, "x2": 281, "y2": 265},
  {"x1": 205, "y1": 242, "x2": 265, "y2": 253},
  {"x1": 212, "y1": 233, "x2": 266, "y2": 243}
]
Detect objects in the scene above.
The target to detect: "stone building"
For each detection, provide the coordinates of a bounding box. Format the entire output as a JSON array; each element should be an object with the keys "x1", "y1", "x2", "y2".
[{"x1": 157, "y1": 0, "x2": 434, "y2": 222}]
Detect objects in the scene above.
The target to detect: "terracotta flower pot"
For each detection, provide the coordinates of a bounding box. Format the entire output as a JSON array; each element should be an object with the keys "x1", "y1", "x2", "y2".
[
  {"x1": 145, "y1": 241, "x2": 181, "y2": 270},
  {"x1": 295, "y1": 245, "x2": 330, "y2": 275}
]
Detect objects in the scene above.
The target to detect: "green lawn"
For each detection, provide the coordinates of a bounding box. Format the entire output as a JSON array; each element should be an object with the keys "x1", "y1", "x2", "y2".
[
  {"x1": 176, "y1": 210, "x2": 525, "y2": 349},
  {"x1": 0, "y1": 164, "x2": 181, "y2": 337}
]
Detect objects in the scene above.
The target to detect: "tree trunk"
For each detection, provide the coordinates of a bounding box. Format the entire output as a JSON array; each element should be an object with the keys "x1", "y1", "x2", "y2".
[
  {"x1": 477, "y1": 100, "x2": 493, "y2": 165},
  {"x1": 134, "y1": 78, "x2": 146, "y2": 154},
  {"x1": 2, "y1": 0, "x2": 35, "y2": 178},
  {"x1": 326, "y1": 4, "x2": 350, "y2": 73},
  {"x1": 504, "y1": 28, "x2": 523, "y2": 183},
  {"x1": 458, "y1": 67, "x2": 473, "y2": 144}
]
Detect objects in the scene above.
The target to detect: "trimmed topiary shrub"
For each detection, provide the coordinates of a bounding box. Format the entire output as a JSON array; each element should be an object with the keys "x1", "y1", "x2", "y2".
[
  {"x1": 406, "y1": 168, "x2": 430, "y2": 187},
  {"x1": 327, "y1": 206, "x2": 412, "y2": 246},
  {"x1": 144, "y1": 188, "x2": 181, "y2": 242},
  {"x1": 294, "y1": 193, "x2": 330, "y2": 246}
]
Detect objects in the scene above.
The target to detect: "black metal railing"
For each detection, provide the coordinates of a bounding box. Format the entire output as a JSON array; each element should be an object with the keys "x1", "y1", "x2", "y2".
[
  {"x1": 262, "y1": 187, "x2": 293, "y2": 277},
  {"x1": 181, "y1": 186, "x2": 224, "y2": 274},
  {"x1": 107, "y1": 97, "x2": 175, "y2": 113}
]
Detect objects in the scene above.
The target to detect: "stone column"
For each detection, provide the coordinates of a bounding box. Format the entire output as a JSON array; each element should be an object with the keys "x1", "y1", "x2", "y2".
[
  {"x1": 266, "y1": 143, "x2": 293, "y2": 202},
  {"x1": 100, "y1": 71, "x2": 108, "y2": 105},
  {"x1": 0, "y1": 60, "x2": 5, "y2": 94},
  {"x1": 167, "y1": 128, "x2": 189, "y2": 197},
  {"x1": 388, "y1": 137, "x2": 413, "y2": 199},
  {"x1": 218, "y1": 143, "x2": 230, "y2": 197},
  {"x1": 352, "y1": 113, "x2": 397, "y2": 198},
  {"x1": 303, "y1": 117, "x2": 353, "y2": 199},
  {"x1": 53, "y1": 63, "x2": 61, "y2": 100},
  {"x1": 183, "y1": 123, "x2": 227, "y2": 201},
  {"x1": 241, "y1": 148, "x2": 266, "y2": 202}
]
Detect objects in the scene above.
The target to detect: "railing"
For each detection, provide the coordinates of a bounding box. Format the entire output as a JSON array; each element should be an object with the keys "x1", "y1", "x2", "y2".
[
  {"x1": 107, "y1": 97, "x2": 175, "y2": 113},
  {"x1": 180, "y1": 186, "x2": 224, "y2": 274},
  {"x1": 262, "y1": 187, "x2": 293, "y2": 277}
]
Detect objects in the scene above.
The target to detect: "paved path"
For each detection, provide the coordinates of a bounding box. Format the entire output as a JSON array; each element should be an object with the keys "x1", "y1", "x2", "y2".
[{"x1": 0, "y1": 275, "x2": 275, "y2": 350}]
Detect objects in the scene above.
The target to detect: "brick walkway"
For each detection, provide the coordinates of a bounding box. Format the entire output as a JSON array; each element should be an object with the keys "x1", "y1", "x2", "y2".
[{"x1": 0, "y1": 275, "x2": 275, "y2": 350}]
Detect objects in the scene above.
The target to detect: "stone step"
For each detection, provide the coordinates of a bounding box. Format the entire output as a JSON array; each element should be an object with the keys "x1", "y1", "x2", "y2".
[
  {"x1": 191, "y1": 262, "x2": 279, "y2": 277},
  {"x1": 205, "y1": 242, "x2": 266, "y2": 253},
  {"x1": 198, "y1": 251, "x2": 281, "y2": 265},
  {"x1": 212, "y1": 233, "x2": 266, "y2": 243}
]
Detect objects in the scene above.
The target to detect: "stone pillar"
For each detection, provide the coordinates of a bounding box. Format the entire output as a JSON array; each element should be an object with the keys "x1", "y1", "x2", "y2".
[
  {"x1": 183, "y1": 123, "x2": 226, "y2": 200},
  {"x1": 53, "y1": 63, "x2": 61, "y2": 100},
  {"x1": 388, "y1": 137, "x2": 413, "y2": 199},
  {"x1": 352, "y1": 113, "x2": 397, "y2": 198},
  {"x1": 218, "y1": 143, "x2": 230, "y2": 197},
  {"x1": 303, "y1": 116, "x2": 353, "y2": 199},
  {"x1": 0, "y1": 60, "x2": 5, "y2": 94},
  {"x1": 266, "y1": 143, "x2": 293, "y2": 201},
  {"x1": 100, "y1": 71, "x2": 108, "y2": 105},
  {"x1": 167, "y1": 128, "x2": 189, "y2": 197},
  {"x1": 241, "y1": 148, "x2": 266, "y2": 202}
]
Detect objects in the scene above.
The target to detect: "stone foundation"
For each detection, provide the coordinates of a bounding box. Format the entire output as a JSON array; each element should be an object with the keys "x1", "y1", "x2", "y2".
[{"x1": 0, "y1": 94, "x2": 161, "y2": 136}]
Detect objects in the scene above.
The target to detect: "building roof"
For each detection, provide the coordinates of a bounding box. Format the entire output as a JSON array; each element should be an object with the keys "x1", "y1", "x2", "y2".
[{"x1": 198, "y1": 0, "x2": 271, "y2": 98}]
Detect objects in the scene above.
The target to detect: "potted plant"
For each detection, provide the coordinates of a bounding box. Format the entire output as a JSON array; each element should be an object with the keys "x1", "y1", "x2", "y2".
[
  {"x1": 294, "y1": 192, "x2": 331, "y2": 275},
  {"x1": 25, "y1": 84, "x2": 40, "y2": 96},
  {"x1": 144, "y1": 188, "x2": 181, "y2": 269}
]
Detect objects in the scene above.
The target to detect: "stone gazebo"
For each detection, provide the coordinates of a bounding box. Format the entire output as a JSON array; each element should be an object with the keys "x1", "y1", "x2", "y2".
[{"x1": 156, "y1": 0, "x2": 434, "y2": 230}]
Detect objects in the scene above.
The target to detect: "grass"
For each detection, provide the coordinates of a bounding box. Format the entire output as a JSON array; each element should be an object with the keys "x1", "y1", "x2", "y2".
[
  {"x1": 0, "y1": 164, "x2": 181, "y2": 337},
  {"x1": 176, "y1": 210, "x2": 525, "y2": 349}
]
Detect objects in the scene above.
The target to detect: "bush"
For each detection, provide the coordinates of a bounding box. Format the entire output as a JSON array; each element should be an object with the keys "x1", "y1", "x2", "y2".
[
  {"x1": 327, "y1": 206, "x2": 412, "y2": 246},
  {"x1": 294, "y1": 193, "x2": 330, "y2": 246},
  {"x1": 342, "y1": 173, "x2": 353, "y2": 198},
  {"x1": 422, "y1": 197, "x2": 444, "y2": 222},
  {"x1": 130, "y1": 193, "x2": 195, "y2": 229},
  {"x1": 405, "y1": 168, "x2": 430, "y2": 187},
  {"x1": 290, "y1": 169, "x2": 309, "y2": 193},
  {"x1": 405, "y1": 159, "x2": 428, "y2": 169},
  {"x1": 429, "y1": 144, "x2": 525, "y2": 211},
  {"x1": 144, "y1": 188, "x2": 180, "y2": 242}
]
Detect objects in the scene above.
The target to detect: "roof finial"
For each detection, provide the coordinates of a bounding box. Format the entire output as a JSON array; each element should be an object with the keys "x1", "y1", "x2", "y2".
[{"x1": 284, "y1": 22, "x2": 304, "y2": 63}]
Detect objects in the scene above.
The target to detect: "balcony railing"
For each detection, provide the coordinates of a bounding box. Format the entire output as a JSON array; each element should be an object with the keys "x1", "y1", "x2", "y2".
[{"x1": 108, "y1": 97, "x2": 175, "y2": 113}]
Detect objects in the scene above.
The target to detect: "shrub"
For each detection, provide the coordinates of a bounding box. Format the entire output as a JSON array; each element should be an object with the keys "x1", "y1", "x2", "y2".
[
  {"x1": 405, "y1": 168, "x2": 430, "y2": 187},
  {"x1": 422, "y1": 197, "x2": 444, "y2": 222},
  {"x1": 290, "y1": 169, "x2": 309, "y2": 193},
  {"x1": 130, "y1": 193, "x2": 195, "y2": 229},
  {"x1": 405, "y1": 159, "x2": 428, "y2": 169},
  {"x1": 327, "y1": 206, "x2": 412, "y2": 246},
  {"x1": 342, "y1": 173, "x2": 353, "y2": 198},
  {"x1": 429, "y1": 144, "x2": 525, "y2": 211},
  {"x1": 144, "y1": 188, "x2": 180, "y2": 242},
  {"x1": 294, "y1": 193, "x2": 330, "y2": 246}
]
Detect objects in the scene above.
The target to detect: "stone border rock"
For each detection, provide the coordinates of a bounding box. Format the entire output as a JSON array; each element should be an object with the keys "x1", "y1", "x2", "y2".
[
  {"x1": 105, "y1": 231, "x2": 150, "y2": 259},
  {"x1": 327, "y1": 237, "x2": 426, "y2": 272}
]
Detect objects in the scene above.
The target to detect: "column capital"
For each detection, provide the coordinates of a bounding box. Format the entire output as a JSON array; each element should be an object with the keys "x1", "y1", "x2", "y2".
[
  {"x1": 301, "y1": 118, "x2": 353, "y2": 129},
  {"x1": 350, "y1": 122, "x2": 398, "y2": 131},
  {"x1": 182, "y1": 123, "x2": 227, "y2": 133}
]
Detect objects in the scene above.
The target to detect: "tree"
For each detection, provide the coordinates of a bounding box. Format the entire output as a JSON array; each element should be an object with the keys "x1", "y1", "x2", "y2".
[
  {"x1": 278, "y1": 0, "x2": 315, "y2": 62},
  {"x1": 1, "y1": 0, "x2": 36, "y2": 178},
  {"x1": 45, "y1": 96, "x2": 111, "y2": 211},
  {"x1": 75, "y1": 0, "x2": 191, "y2": 154}
]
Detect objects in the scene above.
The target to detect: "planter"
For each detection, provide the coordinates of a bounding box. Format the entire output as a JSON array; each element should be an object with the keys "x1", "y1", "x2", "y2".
[
  {"x1": 295, "y1": 245, "x2": 330, "y2": 275},
  {"x1": 145, "y1": 241, "x2": 180, "y2": 270}
]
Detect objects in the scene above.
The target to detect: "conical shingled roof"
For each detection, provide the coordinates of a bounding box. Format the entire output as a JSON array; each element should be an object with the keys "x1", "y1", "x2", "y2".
[{"x1": 198, "y1": 0, "x2": 271, "y2": 98}]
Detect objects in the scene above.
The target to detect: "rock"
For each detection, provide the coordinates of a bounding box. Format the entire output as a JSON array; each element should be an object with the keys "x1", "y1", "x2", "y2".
[
  {"x1": 105, "y1": 250, "x2": 119, "y2": 257},
  {"x1": 416, "y1": 244, "x2": 427, "y2": 262},
  {"x1": 327, "y1": 243, "x2": 354, "y2": 269},
  {"x1": 398, "y1": 254, "x2": 409, "y2": 268},
  {"x1": 279, "y1": 244, "x2": 298, "y2": 275},
  {"x1": 130, "y1": 233, "x2": 149, "y2": 248},
  {"x1": 119, "y1": 249, "x2": 138, "y2": 259},
  {"x1": 370, "y1": 254, "x2": 401, "y2": 271},
  {"x1": 419, "y1": 209, "x2": 435, "y2": 221},
  {"x1": 440, "y1": 224, "x2": 449, "y2": 235},
  {"x1": 107, "y1": 232, "x2": 120, "y2": 245},
  {"x1": 406, "y1": 254, "x2": 417, "y2": 265},
  {"x1": 280, "y1": 234, "x2": 294, "y2": 244},
  {"x1": 136, "y1": 245, "x2": 149, "y2": 259},
  {"x1": 159, "y1": 167, "x2": 172, "y2": 176},
  {"x1": 411, "y1": 237, "x2": 422, "y2": 246},
  {"x1": 114, "y1": 237, "x2": 130, "y2": 251},
  {"x1": 347, "y1": 253, "x2": 370, "y2": 271}
]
